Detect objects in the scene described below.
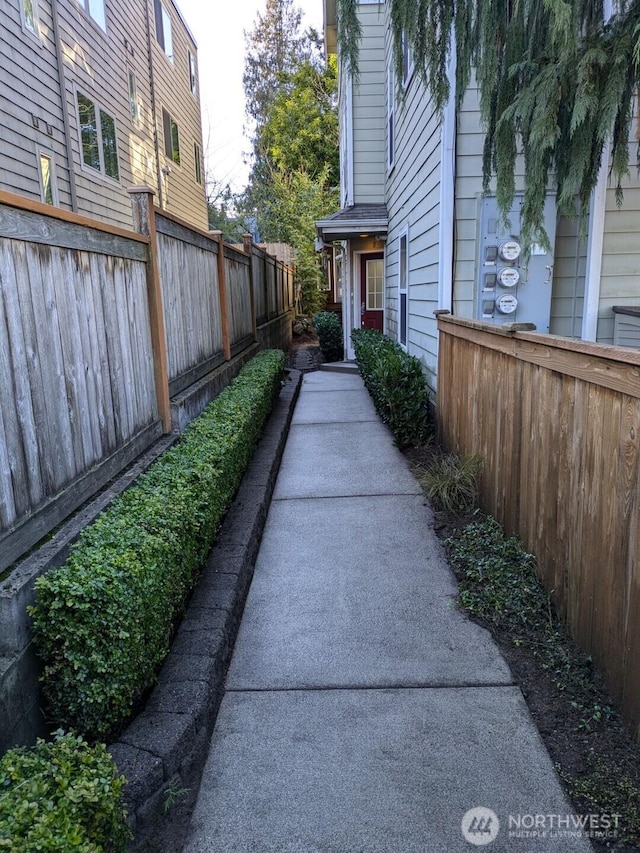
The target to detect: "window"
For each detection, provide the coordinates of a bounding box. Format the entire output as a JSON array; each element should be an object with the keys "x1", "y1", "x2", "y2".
[
  {"x1": 38, "y1": 152, "x2": 58, "y2": 205},
  {"x1": 194, "y1": 141, "x2": 202, "y2": 184},
  {"x1": 128, "y1": 70, "x2": 141, "y2": 124},
  {"x1": 401, "y1": 31, "x2": 414, "y2": 87},
  {"x1": 162, "y1": 108, "x2": 180, "y2": 165},
  {"x1": 398, "y1": 230, "x2": 408, "y2": 347},
  {"x1": 21, "y1": 0, "x2": 38, "y2": 35},
  {"x1": 188, "y1": 51, "x2": 197, "y2": 95},
  {"x1": 78, "y1": 0, "x2": 106, "y2": 31},
  {"x1": 387, "y1": 62, "x2": 395, "y2": 170},
  {"x1": 366, "y1": 258, "x2": 384, "y2": 311},
  {"x1": 77, "y1": 92, "x2": 120, "y2": 180},
  {"x1": 154, "y1": 0, "x2": 173, "y2": 61}
]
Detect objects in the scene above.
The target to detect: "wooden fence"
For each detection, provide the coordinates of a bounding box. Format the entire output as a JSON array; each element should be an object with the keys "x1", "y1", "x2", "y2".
[
  {"x1": 436, "y1": 313, "x2": 640, "y2": 738},
  {"x1": 0, "y1": 189, "x2": 294, "y2": 573}
]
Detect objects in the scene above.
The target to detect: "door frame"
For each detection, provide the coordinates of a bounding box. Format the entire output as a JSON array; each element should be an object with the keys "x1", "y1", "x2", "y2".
[{"x1": 356, "y1": 250, "x2": 385, "y2": 333}]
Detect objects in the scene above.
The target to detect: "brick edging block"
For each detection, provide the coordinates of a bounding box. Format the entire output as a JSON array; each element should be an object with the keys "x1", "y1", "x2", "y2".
[{"x1": 108, "y1": 369, "x2": 302, "y2": 847}]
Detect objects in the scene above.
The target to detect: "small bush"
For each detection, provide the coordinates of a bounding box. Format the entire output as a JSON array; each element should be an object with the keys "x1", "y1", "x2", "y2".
[
  {"x1": 418, "y1": 452, "x2": 483, "y2": 513},
  {"x1": 30, "y1": 350, "x2": 285, "y2": 741},
  {"x1": 313, "y1": 311, "x2": 343, "y2": 362},
  {"x1": 0, "y1": 731, "x2": 131, "y2": 852},
  {"x1": 351, "y1": 328, "x2": 431, "y2": 448}
]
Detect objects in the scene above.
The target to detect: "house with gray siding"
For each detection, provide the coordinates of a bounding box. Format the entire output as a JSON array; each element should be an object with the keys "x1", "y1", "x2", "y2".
[
  {"x1": 1, "y1": 0, "x2": 207, "y2": 231},
  {"x1": 317, "y1": 0, "x2": 640, "y2": 388}
]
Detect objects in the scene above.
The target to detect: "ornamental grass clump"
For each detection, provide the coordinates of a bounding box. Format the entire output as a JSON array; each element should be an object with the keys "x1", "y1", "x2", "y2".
[{"x1": 30, "y1": 350, "x2": 285, "y2": 741}]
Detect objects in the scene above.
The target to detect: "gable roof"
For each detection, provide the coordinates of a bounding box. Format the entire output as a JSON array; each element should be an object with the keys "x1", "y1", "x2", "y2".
[{"x1": 316, "y1": 204, "x2": 388, "y2": 242}]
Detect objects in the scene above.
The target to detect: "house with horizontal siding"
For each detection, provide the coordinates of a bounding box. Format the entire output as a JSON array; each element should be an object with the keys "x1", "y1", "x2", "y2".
[
  {"x1": 0, "y1": 0, "x2": 207, "y2": 231},
  {"x1": 317, "y1": 0, "x2": 640, "y2": 388}
]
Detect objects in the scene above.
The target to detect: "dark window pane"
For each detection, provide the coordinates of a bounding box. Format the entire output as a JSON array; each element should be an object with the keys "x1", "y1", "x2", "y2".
[
  {"x1": 400, "y1": 292, "x2": 407, "y2": 345},
  {"x1": 194, "y1": 142, "x2": 202, "y2": 184},
  {"x1": 154, "y1": 0, "x2": 164, "y2": 49},
  {"x1": 100, "y1": 110, "x2": 119, "y2": 179},
  {"x1": 170, "y1": 118, "x2": 180, "y2": 165},
  {"x1": 77, "y1": 93, "x2": 100, "y2": 170}
]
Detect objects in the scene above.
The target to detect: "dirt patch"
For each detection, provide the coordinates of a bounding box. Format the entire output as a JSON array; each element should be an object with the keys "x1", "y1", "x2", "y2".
[{"x1": 404, "y1": 443, "x2": 640, "y2": 852}]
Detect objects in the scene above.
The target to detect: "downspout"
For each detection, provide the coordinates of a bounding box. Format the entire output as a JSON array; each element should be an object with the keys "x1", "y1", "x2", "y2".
[
  {"x1": 144, "y1": 0, "x2": 164, "y2": 208},
  {"x1": 51, "y1": 0, "x2": 78, "y2": 212},
  {"x1": 582, "y1": 0, "x2": 613, "y2": 342},
  {"x1": 437, "y1": 39, "x2": 456, "y2": 313}
]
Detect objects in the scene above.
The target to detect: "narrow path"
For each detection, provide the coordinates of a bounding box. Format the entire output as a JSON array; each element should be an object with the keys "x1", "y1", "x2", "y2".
[{"x1": 182, "y1": 369, "x2": 592, "y2": 852}]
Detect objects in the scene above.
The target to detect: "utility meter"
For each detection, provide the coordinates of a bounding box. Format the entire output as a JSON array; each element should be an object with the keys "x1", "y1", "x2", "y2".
[
  {"x1": 498, "y1": 240, "x2": 522, "y2": 261},
  {"x1": 475, "y1": 194, "x2": 557, "y2": 331},
  {"x1": 496, "y1": 293, "x2": 518, "y2": 314},
  {"x1": 498, "y1": 267, "x2": 520, "y2": 288}
]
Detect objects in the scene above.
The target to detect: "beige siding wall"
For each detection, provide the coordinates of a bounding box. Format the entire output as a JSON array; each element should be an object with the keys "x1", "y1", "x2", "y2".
[
  {"x1": 149, "y1": 0, "x2": 208, "y2": 229},
  {"x1": 1, "y1": 0, "x2": 207, "y2": 231},
  {"x1": 351, "y1": 4, "x2": 386, "y2": 204},
  {"x1": 550, "y1": 212, "x2": 586, "y2": 338},
  {"x1": 0, "y1": 0, "x2": 71, "y2": 206},
  {"x1": 598, "y1": 163, "x2": 640, "y2": 343}
]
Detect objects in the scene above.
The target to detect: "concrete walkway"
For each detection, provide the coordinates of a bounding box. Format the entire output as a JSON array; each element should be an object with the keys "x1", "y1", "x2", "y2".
[{"x1": 183, "y1": 369, "x2": 592, "y2": 852}]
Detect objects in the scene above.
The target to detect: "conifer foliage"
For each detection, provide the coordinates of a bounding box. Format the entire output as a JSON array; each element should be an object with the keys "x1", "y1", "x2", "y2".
[{"x1": 337, "y1": 0, "x2": 640, "y2": 246}]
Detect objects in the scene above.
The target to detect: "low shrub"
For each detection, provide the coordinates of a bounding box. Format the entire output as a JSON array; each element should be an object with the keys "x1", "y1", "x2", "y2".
[
  {"x1": 351, "y1": 328, "x2": 431, "y2": 448},
  {"x1": 313, "y1": 311, "x2": 343, "y2": 362},
  {"x1": 0, "y1": 731, "x2": 130, "y2": 852},
  {"x1": 418, "y1": 452, "x2": 483, "y2": 513},
  {"x1": 30, "y1": 350, "x2": 285, "y2": 741}
]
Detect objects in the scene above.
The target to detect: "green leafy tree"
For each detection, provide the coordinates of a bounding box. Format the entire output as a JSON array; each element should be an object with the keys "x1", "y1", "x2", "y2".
[
  {"x1": 336, "y1": 0, "x2": 640, "y2": 247},
  {"x1": 206, "y1": 179, "x2": 248, "y2": 243}
]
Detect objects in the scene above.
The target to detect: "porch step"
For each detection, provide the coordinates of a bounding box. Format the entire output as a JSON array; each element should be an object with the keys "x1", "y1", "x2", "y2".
[{"x1": 319, "y1": 361, "x2": 359, "y2": 374}]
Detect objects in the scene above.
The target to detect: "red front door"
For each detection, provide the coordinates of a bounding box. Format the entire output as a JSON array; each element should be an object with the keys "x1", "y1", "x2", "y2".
[{"x1": 360, "y1": 253, "x2": 384, "y2": 332}]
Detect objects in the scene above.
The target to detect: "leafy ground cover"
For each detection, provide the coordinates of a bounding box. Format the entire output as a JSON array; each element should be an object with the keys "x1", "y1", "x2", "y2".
[{"x1": 405, "y1": 444, "x2": 640, "y2": 852}]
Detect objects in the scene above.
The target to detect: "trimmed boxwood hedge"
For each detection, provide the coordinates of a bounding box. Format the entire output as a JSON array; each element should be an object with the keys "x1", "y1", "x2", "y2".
[
  {"x1": 351, "y1": 328, "x2": 431, "y2": 448},
  {"x1": 0, "y1": 731, "x2": 130, "y2": 852},
  {"x1": 30, "y1": 350, "x2": 285, "y2": 741},
  {"x1": 313, "y1": 311, "x2": 343, "y2": 362}
]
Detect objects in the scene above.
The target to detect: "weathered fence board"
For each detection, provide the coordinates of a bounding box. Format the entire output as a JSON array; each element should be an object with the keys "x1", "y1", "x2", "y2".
[
  {"x1": 436, "y1": 313, "x2": 640, "y2": 739},
  {"x1": 225, "y1": 250, "x2": 253, "y2": 351}
]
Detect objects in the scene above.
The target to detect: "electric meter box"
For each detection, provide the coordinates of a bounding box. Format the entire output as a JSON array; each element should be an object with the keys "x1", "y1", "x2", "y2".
[{"x1": 475, "y1": 194, "x2": 557, "y2": 332}]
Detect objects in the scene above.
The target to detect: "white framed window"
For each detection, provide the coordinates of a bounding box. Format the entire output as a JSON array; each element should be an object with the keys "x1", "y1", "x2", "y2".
[
  {"x1": 366, "y1": 258, "x2": 384, "y2": 310},
  {"x1": 401, "y1": 31, "x2": 414, "y2": 88},
  {"x1": 188, "y1": 51, "x2": 197, "y2": 95},
  {"x1": 76, "y1": 91, "x2": 120, "y2": 180},
  {"x1": 162, "y1": 108, "x2": 180, "y2": 165},
  {"x1": 20, "y1": 0, "x2": 40, "y2": 38},
  {"x1": 193, "y1": 141, "x2": 202, "y2": 184},
  {"x1": 154, "y1": 0, "x2": 173, "y2": 61},
  {"x1": 387, "y1": 61, "x2": 395, "y2": 171},
  {"x1": 398, "y1": 227, "x2": 409, "y2": 347},
  {"x1": 128, "y1": 69, "x2": 141, "y2": 125},
  {"x1": 78, "y1": 0, "x2": 106, "y2": 31},
  {"x1": 38, "y1": 150, "x2": 59, "y2": 205}
]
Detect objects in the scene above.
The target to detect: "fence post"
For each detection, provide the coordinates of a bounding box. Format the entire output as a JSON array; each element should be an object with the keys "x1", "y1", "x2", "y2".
[
  {"x1": 210, "y1": 230, "x2": 231, "y2": 360},
  {"x1": 243, "y1": 233, "x2": 257, "y2": 342},
  {"x1": 127, "y1": 186, "x2": 171, "y2": 433}
]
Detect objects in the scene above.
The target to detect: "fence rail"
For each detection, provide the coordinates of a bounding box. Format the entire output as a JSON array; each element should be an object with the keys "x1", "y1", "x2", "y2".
[
  {"x1": 436, "y1": 313, "x2": 640, "y2": 739},
  {"x1": 0, "y1": 189, "x2": 294, "y2": 573}
]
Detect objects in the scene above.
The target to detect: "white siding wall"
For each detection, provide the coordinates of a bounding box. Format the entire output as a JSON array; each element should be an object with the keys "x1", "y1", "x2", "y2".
[
  {"x1": 350, "y1": 4, "x2": 386, "y2": 204},
  {"x1": 384, "y1": 53, "x2": 443, "y2": 388}
]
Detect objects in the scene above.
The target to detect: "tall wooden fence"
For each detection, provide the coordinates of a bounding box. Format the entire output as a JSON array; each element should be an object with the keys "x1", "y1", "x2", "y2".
[
  {"x1": 436, "y1": 313, "x2": 640, "y2": 739},
  {"x1": 0, "y1": 189, "x2": 294, "y2": 573}
]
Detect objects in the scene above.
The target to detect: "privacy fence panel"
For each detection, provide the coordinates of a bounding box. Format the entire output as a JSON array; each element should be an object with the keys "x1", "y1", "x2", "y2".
[
  {"x1": 155, "y1": 214, "x2": 223, "y2": 395},
  {"x1": 252, "y1": 247, "x2": 267, "y2": 324},
  {"x1": 266, "y1": 254, "x2": 277, "y2": 318},
  {"x1": 225, "y1": 247, "x2": 253, "y2": 352},
  {"x1": 436, "y1": 314, "x2": 640, "y2": 739},
  {"x1": 0, "y1": 196, "x2": 159, "y2": 571}
]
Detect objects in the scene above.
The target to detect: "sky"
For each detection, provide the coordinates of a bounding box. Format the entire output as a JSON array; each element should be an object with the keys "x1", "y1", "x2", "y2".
[{"x1": 176, "y1": 0, "x2": 325, "y2": 198}]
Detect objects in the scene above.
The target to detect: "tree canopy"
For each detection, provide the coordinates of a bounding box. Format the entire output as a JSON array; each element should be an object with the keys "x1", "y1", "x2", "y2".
[{"x1": 337, "y1": 0, "x2": 640, "y2": 246}]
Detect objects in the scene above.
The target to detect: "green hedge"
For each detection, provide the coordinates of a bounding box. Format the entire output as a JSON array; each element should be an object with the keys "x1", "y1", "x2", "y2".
[
  {"x1": 30, "y1": 350, "x2": 285, "y2": 741},
  {"x1": 0, "y1": 731, "x2": 130, "y2": 852},
  {"x1": 351, "y1": 328, "x2": 431, "y2": 448},
  {"x1": 313, "y1": 311, "x2": 343, "y2": 362}
]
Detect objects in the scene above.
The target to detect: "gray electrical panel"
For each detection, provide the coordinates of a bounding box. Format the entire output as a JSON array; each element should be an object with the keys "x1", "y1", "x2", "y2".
[{"x1": 476, "y1": 194, "x2": 557, "y2": 332}]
